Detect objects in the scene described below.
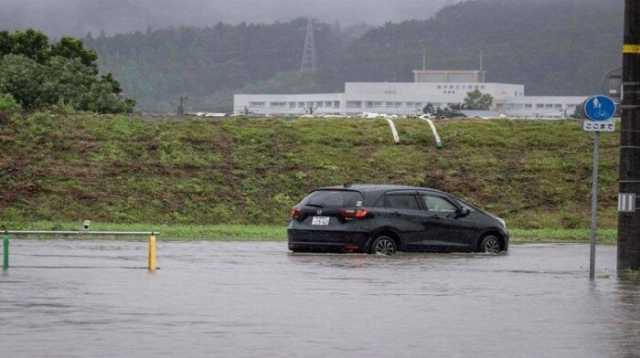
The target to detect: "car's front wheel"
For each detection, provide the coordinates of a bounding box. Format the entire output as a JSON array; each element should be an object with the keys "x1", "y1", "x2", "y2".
[
  {"x1": 370, "y1": 236, "x2": 398, "y2": 256},
  {"x1": 480, "y1": 235, "x2": 503, "y2": 253}
]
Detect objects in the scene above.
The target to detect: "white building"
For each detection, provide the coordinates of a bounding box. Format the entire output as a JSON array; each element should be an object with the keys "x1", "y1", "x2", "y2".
[{"x1": 233, "y1": 70, "x2": 587, "y2": 118}]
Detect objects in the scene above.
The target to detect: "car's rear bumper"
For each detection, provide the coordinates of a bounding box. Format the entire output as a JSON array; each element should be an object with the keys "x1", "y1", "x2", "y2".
[{"x1": 288, "y1": 229, "x2": 370, "y2": 253}]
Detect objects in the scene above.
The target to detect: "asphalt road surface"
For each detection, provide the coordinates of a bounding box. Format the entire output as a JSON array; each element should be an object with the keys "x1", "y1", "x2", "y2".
[{"x1": 1, "y1": 241, "x2": 639, "y2": 357}]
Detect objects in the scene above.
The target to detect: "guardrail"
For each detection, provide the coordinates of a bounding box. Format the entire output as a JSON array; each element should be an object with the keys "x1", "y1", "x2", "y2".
[{"x1": 2, "y1": 231, "x2": 158, "y2": 272}]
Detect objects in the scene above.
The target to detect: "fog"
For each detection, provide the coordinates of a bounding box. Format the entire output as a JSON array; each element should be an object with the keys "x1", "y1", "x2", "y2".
[{"x1": 0, "y1": 0, "x2": 457, "y2": 36}]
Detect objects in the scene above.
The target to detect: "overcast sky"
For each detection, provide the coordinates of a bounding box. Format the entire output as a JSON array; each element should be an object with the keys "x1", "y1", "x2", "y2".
[{"x1": 0, "y1": 0, "x2": 459, "y2": 36}]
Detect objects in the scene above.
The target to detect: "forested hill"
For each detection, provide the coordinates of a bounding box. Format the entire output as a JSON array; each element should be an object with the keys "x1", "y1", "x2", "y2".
[
  {"x1": 85, "y1": 0, "x2": 623, "y2": 112},
  {"x1": 84, "y1": 19, "x2": 347, "y2": 112},
  {"x1": 341, "y1": 0, "x2": 623, "y2": 96}
]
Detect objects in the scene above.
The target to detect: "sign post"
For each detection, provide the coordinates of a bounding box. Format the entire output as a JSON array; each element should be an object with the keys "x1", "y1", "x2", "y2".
[{"x1": 583, "y1": 95, "x2": 617, "y2": 280}]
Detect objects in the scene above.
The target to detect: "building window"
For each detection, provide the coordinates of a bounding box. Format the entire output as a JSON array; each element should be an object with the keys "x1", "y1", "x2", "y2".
[
  {"x1": 536, "y1": 104, "x2": 545, "y2": 109},
  {"x1": 347, "y1": 101, "x2": 362, "y2": 108},
  {"x1": 270, "y1": 102, "x2": 286, "y2": 108},
  {"x1": 249, "y1": 102, "x2": 265, "y2": 108},
  {"x1": 334, "y1": 101, "x2": 340, "y2": 108},
  {"x1": 545, "y1": 104, "x2": 554, "y2": 108},
  {"x1": 289, "y1": 102, "x2": 296, "y2": 108},
  {"x1": 366, "y1": 101, "x2": 374, "y2": 108},
  {"x1": 298, "y1": 102, "x2": 305, "y2": 108},
  {"x1": 325, "y1": 101, "x2": 333, "y2": 107},
  {"x1": 554, "y1": 104, "x2": 563, "y2": 109},
  {"x1": 525, "y1": 104, "x2": 533, "y2": 109}
]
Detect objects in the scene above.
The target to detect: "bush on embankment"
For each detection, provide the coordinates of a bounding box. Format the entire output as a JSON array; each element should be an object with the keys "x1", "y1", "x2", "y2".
[{"x1": 0, "y1": 112, "x2": 619, "y2": 229}]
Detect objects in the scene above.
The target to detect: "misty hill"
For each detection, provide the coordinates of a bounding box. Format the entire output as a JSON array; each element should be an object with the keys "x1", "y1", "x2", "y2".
[
  {"x1": 84, "y1": 19, "x2": 346, "y2": 112},
  {"x1": 1, "y1": 0, "x2": 449, "y2": 36},
  {"x1": 84, "y1": 0, "x2": 623, "y2": 112},
  {"x1": 339, "y1": 0, "x2": 623, "y2": 96}
]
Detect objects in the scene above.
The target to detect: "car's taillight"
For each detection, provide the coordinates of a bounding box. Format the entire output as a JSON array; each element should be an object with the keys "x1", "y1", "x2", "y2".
[
  {"x1": 340, "y1": 208, "x2": 369, "y2": 221},
  {"x1": 291, "y1": 207, "x2": 303, "y2": 220}
]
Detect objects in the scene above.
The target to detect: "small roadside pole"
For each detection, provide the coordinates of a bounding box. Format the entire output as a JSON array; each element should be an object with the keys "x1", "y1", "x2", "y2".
[
  {"x1": 3, "y1": 231, "x2": 9, "y2": 271},
  {"x1": 583, "y1": 95, "x2": 617, "y2": 280},
  {"x1": 148, "y1": 233, "x2": 157, "y2": 272}
]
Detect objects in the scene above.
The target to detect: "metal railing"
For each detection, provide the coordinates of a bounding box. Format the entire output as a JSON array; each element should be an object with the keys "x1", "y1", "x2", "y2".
[{"x1": 2, "y1": 230, "x2": 158, "y2": 272}]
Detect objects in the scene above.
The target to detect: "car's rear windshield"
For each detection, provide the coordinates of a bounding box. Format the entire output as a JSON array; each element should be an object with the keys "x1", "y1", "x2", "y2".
[{"x1": 302, "y1": 190, "x2": 364, "y2": 208}]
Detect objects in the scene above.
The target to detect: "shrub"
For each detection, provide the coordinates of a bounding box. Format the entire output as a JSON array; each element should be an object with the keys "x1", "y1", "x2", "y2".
[{"x1": 0, "y1": 93, "x2": 20, "y2": 112}]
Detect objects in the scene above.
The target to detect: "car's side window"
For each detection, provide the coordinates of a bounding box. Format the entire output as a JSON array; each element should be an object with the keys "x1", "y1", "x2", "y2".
[
  {"x1": 385, "y1": 194, "x2": 420, "y2": 210},
  {"x1": 421, "y1": 195, "x2": 457, "y2": 213}
]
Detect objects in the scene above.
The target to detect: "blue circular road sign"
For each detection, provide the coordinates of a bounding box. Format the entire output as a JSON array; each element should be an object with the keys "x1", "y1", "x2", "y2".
[{"x1": 584, "y1": 95, "x2": 616, "y2": 121}]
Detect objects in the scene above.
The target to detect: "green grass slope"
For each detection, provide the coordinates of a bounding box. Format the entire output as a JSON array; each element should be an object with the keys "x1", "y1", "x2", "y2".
[{"x1": 0, "y1": 112, "x2": 619, "y2": 231}]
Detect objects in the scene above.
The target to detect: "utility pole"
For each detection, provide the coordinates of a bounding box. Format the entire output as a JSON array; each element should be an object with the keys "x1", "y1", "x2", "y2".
[
  {"x1": 618, "y1": 0, "x2": 640, "y2": 271},
  {"x1": 177, "y1": 96, "x2": 187, "y2": 117}
]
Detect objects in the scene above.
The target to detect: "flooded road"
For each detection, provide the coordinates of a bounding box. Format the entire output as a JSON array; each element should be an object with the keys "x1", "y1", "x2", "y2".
[{"x1": 1, "y1": 241, "x2": 640, "y2": 357}]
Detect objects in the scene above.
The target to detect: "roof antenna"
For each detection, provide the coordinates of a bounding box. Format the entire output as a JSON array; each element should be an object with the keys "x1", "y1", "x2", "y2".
[
  {"x1": 479, "y1": 51, "x2": 486, "y2": 83},
  {"x1": 422, "y1": 47, "x2": 428, "y2": 71}
]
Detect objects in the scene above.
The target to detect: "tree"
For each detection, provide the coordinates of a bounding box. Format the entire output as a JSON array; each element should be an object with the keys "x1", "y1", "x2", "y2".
[
  {"x1": 0, "y1": 93, "x2": 20, "y2": 112},
  {"x1": 422, "y1": 103, "x2": 435, "y2": 114},
  {"x1": 572, "y1": 102, "x2": 586, "y2": 119},
  {"x1": 10, "y1": 29, "x2": 50, "y2": 63},
  {"x1": 0, "y1": 31, "x2": 12, "y2": 57},
  {"x1": 0, "y1": 30, "x2": 135, "y2": 113},
  {"x1": 463, "y1": 90, "x2": 493, "y2": 110},
  {"x1": 50, "y1": 37, "x2": 98, "y2": 69},
  {"x1": 81, "y1": 81, "x2": 135, "y2": 114},
  {"x1": 0, "y1": 55, "x2": 46, "y2": 109}
]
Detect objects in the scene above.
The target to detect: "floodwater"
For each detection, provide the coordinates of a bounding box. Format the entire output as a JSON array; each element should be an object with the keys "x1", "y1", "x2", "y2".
[{"x1": 1, "y1": 241, "x2": 640, "y2": 358}]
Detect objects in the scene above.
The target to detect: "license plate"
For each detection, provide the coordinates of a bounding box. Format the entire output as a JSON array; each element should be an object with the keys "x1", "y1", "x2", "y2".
[{"x1": 312, "y1": 216, "x2": 331, "y2": 226}]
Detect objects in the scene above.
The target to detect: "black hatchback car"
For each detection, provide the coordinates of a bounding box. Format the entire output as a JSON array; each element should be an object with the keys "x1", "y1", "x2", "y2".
[{"x1": 288, "y1": 185, "x2": 509, "y2": 255}]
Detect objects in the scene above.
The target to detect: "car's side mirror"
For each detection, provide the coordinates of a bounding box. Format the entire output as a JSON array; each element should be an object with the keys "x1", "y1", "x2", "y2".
[{"x1": 457, "y1": 208, "x2": 471, "y2": 217}]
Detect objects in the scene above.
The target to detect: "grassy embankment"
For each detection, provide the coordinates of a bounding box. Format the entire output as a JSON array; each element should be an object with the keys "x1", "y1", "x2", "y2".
[{"x1": 0, "y1": 112, "x2": 620, "y2": 243}]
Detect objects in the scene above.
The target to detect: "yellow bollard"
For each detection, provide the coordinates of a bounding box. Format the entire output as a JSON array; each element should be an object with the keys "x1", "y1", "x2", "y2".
[{"x1": 148, "y1": 234, "x2": 157, "y2": 271}]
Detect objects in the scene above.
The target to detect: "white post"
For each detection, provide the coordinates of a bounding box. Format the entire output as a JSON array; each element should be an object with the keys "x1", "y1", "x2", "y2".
[
  {"x1": 421, "y1": 118, "x2": 444, "y2": 149},
  {"x1": 589, "y1": 131, "x2": 600, "y2": 280},
  {"x1": 385, "y1": 118, "x2": 400, "y2": 144}
]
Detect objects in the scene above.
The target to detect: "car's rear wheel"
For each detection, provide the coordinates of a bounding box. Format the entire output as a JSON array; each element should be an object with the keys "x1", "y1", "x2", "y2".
[
  {"x1": 480, "y1": 235, "x2": 502, "y2": 253},
  {"x1": 370, "y1": 236, "x2": 397, "y2": 256}
]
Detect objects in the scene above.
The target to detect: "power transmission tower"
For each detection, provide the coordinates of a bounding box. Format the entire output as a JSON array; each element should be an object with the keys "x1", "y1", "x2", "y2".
[
  {"x1": 300, "y1": 18, "x2": 317, "y2": 73},
  {"x1": 618, "y1": 0, "x2": 640, "y2": 270}
]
